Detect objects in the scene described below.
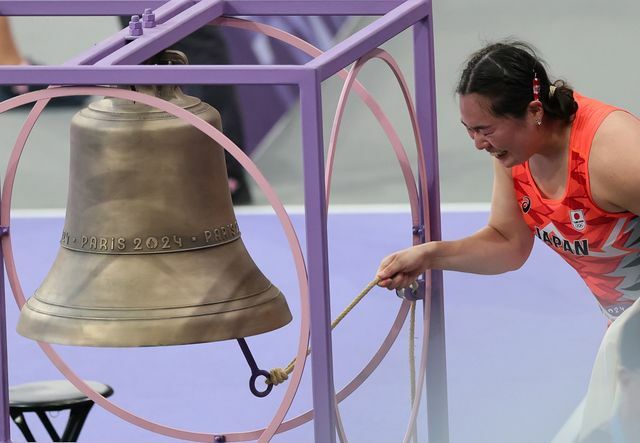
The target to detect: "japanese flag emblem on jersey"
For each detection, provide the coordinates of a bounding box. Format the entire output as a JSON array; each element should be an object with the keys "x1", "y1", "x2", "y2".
[{"x1": 570, "y1": 209, "x2": 586, "y2": 231}]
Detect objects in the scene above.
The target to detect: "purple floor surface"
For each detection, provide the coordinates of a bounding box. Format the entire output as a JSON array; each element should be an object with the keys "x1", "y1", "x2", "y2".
[{"x1": 3, "y1": 210, "x2": 606, "y2": 442}]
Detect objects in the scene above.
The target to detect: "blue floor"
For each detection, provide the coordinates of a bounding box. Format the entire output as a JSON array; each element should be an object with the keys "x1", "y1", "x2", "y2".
[{"x1": 4, "y1": 209, "x2": 606, "y2": 442}]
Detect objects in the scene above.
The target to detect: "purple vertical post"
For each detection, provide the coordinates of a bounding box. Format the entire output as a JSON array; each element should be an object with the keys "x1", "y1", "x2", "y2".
[
  {"x1": 299, "y1": 70, "x2": 337, "y2": 443},
  {"x1": 414, "y1": 4, "x2": 450, "y2": 443},
  {"x1": 0, "y1": 194, "x2": 10, "y2": 443}
]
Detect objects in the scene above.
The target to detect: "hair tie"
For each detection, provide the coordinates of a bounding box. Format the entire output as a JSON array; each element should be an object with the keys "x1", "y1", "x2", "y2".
[{"x1": 549, "y1": 85, "x2": 557, "y2": 98}]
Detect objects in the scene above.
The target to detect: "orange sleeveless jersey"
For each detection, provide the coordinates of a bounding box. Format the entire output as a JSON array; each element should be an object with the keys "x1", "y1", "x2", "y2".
[{"x1": 512, "y1": 93, "x2": 640, "y2": 320}]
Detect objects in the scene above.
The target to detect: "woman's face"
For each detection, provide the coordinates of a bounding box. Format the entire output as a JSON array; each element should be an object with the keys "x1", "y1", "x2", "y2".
[{"x1": 459, "y1": 93, "x2": 539, "y2": 167}]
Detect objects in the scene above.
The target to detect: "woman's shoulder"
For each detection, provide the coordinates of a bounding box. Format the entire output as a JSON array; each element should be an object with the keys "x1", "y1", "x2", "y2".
[
  {"x1": 593, "y1": 109, "x2": 640, "y2": 158},
  {"x1": 589, "y1": 108, "x2": 640, "y2": 213}
]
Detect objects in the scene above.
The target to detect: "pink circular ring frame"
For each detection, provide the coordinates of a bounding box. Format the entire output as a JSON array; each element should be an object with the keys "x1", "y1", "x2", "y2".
[
  {"x1": 214, "y1": 17, "x2": 433, "y2": 441},
  {"x1": 323, "y1": 47, "x2": 432, "y2": 443},
  {"x1": 0, "y1": 17, "x2": 435, "y2": 442},
  {"x1": 0, "y1": 85, "x2": 311, "y2": 443}
]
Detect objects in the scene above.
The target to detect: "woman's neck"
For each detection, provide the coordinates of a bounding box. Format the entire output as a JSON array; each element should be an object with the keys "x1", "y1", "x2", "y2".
[
  {"x1": 536, "y1": 119, "x2": 572, "y2": 160},
  {"x1": 527, "y1": 120, "x2": 572, "y2": 199}
]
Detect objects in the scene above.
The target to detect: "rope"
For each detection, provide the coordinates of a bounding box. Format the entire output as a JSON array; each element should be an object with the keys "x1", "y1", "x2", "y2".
[
  {"x1": 267, "y1": 278, "x2": 381, "y2": 385},
  {"x1": 265, "y1": 275, "x2": 422, "y2": 443},
  {"x1": 408, "y1": 301, "x2": 418, "y2": 443}
]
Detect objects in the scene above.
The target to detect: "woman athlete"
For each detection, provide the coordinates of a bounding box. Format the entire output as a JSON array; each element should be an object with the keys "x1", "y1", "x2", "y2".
[{"x1": 376, "y1": 41, "x2": 640, "y2": 442}]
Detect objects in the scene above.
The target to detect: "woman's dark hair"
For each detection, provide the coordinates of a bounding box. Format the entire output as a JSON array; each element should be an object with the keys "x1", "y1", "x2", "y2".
[{"x1": 456, "y1": 40, "x2": 578, "y2": 123}]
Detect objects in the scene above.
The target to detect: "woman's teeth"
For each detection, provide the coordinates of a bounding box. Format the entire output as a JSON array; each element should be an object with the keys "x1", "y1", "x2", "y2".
[{"x1": 492, "y1": 150, "x2": 507, "y2": 159}]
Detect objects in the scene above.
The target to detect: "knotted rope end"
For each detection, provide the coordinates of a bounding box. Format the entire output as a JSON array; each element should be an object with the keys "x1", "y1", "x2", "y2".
[{"x1": 266, "y1": 368, "x2": 289, "y2": 386}]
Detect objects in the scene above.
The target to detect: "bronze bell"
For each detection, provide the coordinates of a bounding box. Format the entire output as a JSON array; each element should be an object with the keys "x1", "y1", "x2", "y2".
[{"x1": 17, "y1": 52, "x2": 292, "y2": 347}]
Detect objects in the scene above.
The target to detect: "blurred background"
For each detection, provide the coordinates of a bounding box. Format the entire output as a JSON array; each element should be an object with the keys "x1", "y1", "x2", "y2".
[
  {"x1": 0, "y1": 1, "x2": 638, "y2": 442},
  {"x1": 2, "y1": 0, "x2": 638, "y2": 208}
]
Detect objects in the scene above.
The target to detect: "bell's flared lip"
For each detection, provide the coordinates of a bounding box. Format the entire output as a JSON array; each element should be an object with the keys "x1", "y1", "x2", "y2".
[{"x1": 17, "y1": 234, "x2": 293, "y2": 346}]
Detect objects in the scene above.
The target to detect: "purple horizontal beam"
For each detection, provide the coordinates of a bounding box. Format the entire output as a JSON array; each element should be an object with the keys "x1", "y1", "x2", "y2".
[
  {"x1": 0, "y1": 0, "x2": 404, "y2": 16},
  {"x1": 222, "y1": 0, "x2": 405, "y2": 16},
  {"x1": 0, "y1": 65, "x2": 307, "y2": 85},
  {"x1": 64, "y1": 0, "x2": 194, "y2": 66},
  {"x1": 95, "y1": 0, "x2": 224, "y2": 66},
  {"x1": 308, "y1": 0, "x2": 429, "y2": 81},
  {"x1": 0, "y1": 0, "x2": 168, "y2": 15}
]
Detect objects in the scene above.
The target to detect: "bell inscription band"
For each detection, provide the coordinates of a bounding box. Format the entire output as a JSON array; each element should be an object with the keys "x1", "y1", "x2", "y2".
[{"x1": 17, "y1": 51, "x2": 292, "y2": 347}]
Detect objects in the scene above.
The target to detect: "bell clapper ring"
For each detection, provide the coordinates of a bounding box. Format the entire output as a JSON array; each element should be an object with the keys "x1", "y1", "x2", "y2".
[
  {"x1": 236, "y1": 338, "x2": 274, "y2": 398},
  {"x1": 395, "y1": 278, "x2": 425, "y2": 301}
]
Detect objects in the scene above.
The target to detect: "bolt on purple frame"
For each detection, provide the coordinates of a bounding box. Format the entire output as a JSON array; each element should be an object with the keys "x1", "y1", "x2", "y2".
[{"x1": 0, "y1": 1, "x2": 448, "y2": 442}]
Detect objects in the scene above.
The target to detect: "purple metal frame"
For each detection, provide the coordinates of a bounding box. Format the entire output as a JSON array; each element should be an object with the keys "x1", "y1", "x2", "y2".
[{"x1": 0, "y1": 1, "x2": 447, "y2": 442}]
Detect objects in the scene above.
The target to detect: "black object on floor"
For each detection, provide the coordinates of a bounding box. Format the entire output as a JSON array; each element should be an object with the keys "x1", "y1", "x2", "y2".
[{"x1": 9, "y1": 380, "x2": 114, "y2": 442}]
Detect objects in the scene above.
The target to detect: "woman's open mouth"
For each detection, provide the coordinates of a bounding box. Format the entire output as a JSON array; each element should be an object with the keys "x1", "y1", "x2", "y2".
[{"x1": 491, "y1": 150, "x2": 507, "y2": 159}]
